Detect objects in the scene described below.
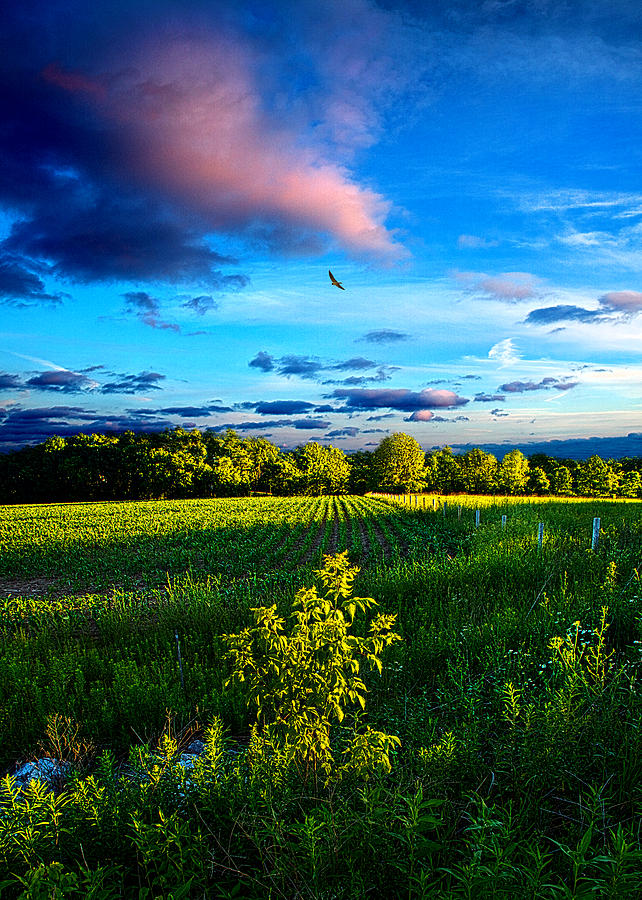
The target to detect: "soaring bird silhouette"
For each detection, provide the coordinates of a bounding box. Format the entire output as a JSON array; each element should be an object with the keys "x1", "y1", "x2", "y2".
[{"x1": 328, "y1": 270, "x2": 345, "y2": 290}]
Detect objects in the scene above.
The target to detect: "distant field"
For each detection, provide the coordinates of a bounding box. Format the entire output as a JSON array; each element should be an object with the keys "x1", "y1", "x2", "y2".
[
  {"x1": 2, "y1": 494, "x2": 642, "y2": 895},
  {"x1": 1, "y1": 492, "x2": 636, "y2": 592}
]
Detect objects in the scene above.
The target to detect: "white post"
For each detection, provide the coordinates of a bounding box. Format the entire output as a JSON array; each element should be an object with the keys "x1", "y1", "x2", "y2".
[
  {"x1": 432, "y1": 497, "x2": 436, "y2": 509},
  {"x1": 458, "y1": 505, "x2": 462, "y2": 520},
  {"x1": 475, "y1": 509, "x2": 480, "y2": 527},
  {"x1": 592, "y1": 517, "x2": 601, "y2": 551},
  {"x1": 538, "y1": 522, "x2": 544, "y2": 549},
  {"x1": 501, "y1": 514, "x2": 507, "y2": 529}
]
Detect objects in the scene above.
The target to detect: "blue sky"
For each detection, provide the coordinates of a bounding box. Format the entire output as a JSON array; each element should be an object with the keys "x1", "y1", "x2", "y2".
[{"x1": 1, "y1": 0, "x2": 642, "y2": 456}]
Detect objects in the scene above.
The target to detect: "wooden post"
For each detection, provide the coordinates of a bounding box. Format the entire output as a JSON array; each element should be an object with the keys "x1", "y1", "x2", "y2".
[
  {"x1": 457, "y1": 505, "x2": 462, "y2": 520},
  {"x1": 592, "y1": 517, "x2": 601, "y2": 551}
]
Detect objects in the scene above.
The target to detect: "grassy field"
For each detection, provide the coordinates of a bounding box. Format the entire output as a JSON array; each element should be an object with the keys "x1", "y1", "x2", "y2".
[{"x1": 1, "y1": 495, "x2": 642, "y2": 897}]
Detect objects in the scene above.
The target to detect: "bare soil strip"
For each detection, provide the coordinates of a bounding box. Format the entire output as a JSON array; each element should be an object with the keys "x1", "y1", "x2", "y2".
[
  {"x1": 370, "y1": 517, "x2": 395, "y2": 560},
  {"x1": 299, "y1": 514, "x2": 329, "y2": 565},
  {"x1": 325, "y1": 510, "x2": 341, "y2": 555},
  {"x1": 0, "y1": 577, "x2": 60, "y2": 599}
]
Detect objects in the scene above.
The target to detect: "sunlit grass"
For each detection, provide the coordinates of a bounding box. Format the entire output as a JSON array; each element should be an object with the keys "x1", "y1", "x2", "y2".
[{"x1": 1, "y1": 495, "x2": 642, "y2": 895}]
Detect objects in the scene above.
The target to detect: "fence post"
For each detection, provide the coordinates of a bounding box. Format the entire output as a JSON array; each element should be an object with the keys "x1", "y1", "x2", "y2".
[
  {"x1": 475, "y1": 509, "x2": 480, "y2": 527},
  {"x1": 443, "y1": 500, "x2": 447, "y2": 516},
  {"x1": 538, "y1": 522, "x2": 544, "y2": 549},
  {"x1": 175, "y1": 631, "x2": 185, "y2": 691},
  {"x1": 457, "y1": 505, "x2": 462, "y2": 520},
  {"x1": 501, "y1": 514, "x2": 507, "y2": 529},
  {"x1": 592, "y1": 517, "x2": 601, "y2": 551}
]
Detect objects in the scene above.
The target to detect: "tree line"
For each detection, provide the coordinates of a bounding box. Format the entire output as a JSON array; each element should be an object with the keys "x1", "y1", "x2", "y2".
[{"x1": 0, "y1": 428, "x2": 641, "y2": 504}]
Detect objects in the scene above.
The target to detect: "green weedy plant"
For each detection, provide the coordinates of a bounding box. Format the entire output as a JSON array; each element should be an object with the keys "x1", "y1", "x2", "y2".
[{"x1": 223, "y1": 551, "x2": 401, "y2": 783}]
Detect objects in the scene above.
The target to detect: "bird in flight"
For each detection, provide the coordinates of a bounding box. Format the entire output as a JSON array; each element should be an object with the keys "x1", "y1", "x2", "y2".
[{"x1": 328, "y1": 270, "x2": 345, "y2": 290}]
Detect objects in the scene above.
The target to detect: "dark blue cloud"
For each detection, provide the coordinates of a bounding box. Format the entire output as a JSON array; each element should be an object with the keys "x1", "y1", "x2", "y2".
[
  {"x1": 331, "y1": 357, "x2": 377, "y2": 370},
  {"x1": 0, "y1": 373, "x2": 26, "y2": 390},
  {"x1": 474, "y1": 392, "x2": 505, "y2": 402},
  {"x1": 292, "y1": 418, "x2": 329, "y2": 430},
  {"x1": 449, "y1": 432, "x2": 642, "y2": 462},
  {"x1": 0, "y1": 256, "x2": 67, "y2": 305},
  {"x1": 209, "y1": 417, "x2": 328, "y2": 432},
  {"x1": 155, "y1": 405, "x2": 233, "y2": 417},
  {"x1": 249, "y1": 351, "x2": 275, "y2": 372},
  {"x1": 182, "y1": 295, "x2": 218, "y2": 315},
  {"x1": 499, "y1": 378, "x2": 578, "y2": 393},
  {"x1": 327, "y1": 427, "x2": 360, "y2": 437},
  {"x1": 324, "y1": 366, "x2": 396, "y2": 387},
  {"x1": 0, "y1": 5, "x2": 250, "y2": 292},
  {"x1": 525, "y1": 305, "x2": 606, "y2": 325},
  {"x1": 358, "y1": 329, "x2": 409, "y2": 344},
  {"x1": 122, "y1": 291, "x2": 180, "y2": 332},
  {"x1": 25, "y1": 371, "x2": 95, "y2": 392},
  {"x1": 0, "y1": 405, "x2": 173, "y2": 448},
  {"x1": 100, "y1": 371, "x2": 166, "y2": 394},
  {"x1": 277, "y1": 355, "x2": 323, "y2": 378},
  {"x1": 255, "y1": 400, "x2": 315, "y2": 415}
]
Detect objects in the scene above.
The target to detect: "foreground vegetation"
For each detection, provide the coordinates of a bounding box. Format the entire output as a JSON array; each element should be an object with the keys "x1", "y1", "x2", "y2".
[{"x1": 2, "y1": 495, "x2": 642, "y2": 896}]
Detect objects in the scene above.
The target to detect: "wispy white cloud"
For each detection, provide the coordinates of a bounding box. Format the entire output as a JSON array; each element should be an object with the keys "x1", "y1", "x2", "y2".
[{"x1": 488, "y1": 338, "x2": 520, "y2": 366}]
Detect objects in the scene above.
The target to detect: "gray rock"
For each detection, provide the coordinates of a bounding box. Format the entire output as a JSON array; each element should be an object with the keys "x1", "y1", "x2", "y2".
[{"x1": 12, "y1": 758, "x2": 70, "y2": 791}]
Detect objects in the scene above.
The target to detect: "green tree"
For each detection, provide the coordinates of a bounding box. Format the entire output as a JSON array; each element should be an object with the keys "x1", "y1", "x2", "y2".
[
  {"x1": 245, "y1": 437, "x2": 282, "y2": 493},
  {"x1": 549, "y1": 465, "x2": 574, "y2": 496},
  {"x1": 528, "y1": 466, "x2": 550, "y2": 495},
  {"x1": 619, "y1": 469, "x2": 641, "y2": 498},
  {"x1": 294, "y1": 442, "x2": 350, "y2": 495},
  {"x1": 372, "y1": 433, "x2": 426, "y2": 493},
  {"x1": 576, "y1": 455, "x2": 618, "y2": 497},
  {"x1": 223, "y1": 552, "x2": 401, "y2": 782},
  {"x1": 265, "y1": 454, "x2": 304, "y2": 495},
  {"x1": 155, "y1": 428, "x2": 209, "y2": 497},
  {"x1": 425, "y1": 446, "x2": 460, "y2": 493},
  {"x1": 497, "y1": 449, "x2": 530, "y2": 495},
  {"x1": 204, "y1": 430, "x2": 255, "y2": 495},
  {"x1": 347, "y1": 450, "x2": 374, "y2": 494},
  {"x1": 458, "y1": 448, "x2": 498, "y2": 494}
]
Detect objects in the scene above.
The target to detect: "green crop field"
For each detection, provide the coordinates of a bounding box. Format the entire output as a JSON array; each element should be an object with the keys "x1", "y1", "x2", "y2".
[{"x1": 2, "y1": 495, "x2": 642, "y2": 897}]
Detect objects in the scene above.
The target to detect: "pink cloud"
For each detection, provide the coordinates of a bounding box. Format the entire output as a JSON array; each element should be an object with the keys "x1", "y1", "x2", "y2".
[
  {"x1": 74, "y1": 33, "x2": 405, "y2": 261},
  {"x1": 407, "y1": 409, "x2": 434, "y2": 421},
  {"x1": 477, "y1": 273, "x2": 538, "y2": 301},
  {"x1": 455, "y1": 270, "x2": 540, "y2": 301},
  {"x1": 599, "y1": 291, "x2": 642, "y2": 312},
  {"x1": 42, "y1": 62, "x2": 105, "y2": 99},
  {"x1": 332, "y1": 387, "x2": 469, "y2": 410}
]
